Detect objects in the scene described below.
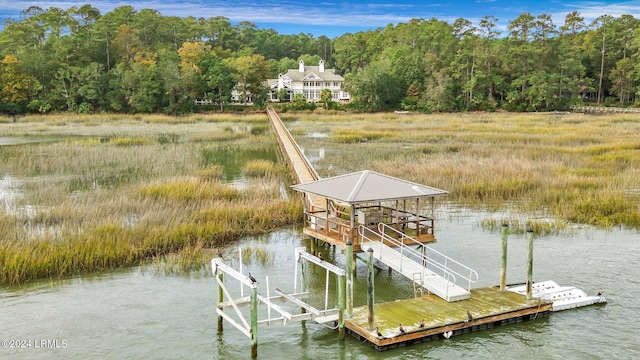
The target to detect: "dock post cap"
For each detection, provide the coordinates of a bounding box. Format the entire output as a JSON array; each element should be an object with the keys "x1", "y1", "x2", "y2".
[
  {"x1": 346, "y1": 240, "x2": 353, "y2": 246},
  {"x1": 366, "y1": 248, "x2": 373, "y2": 253},
  {"x1": 526, "y1": 228, "x2": 534, "y2": 233},
  {"x1": 501, "y1": 223, "x2": 509, "y2": 228}
]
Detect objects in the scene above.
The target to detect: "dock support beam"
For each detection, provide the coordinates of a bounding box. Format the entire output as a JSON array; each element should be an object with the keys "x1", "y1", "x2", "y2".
[
  {"x1": 346, "y1": 240, "x2": 353, "y2": 318},
  {"x1": 526, "y1": 228, "x2": 534, "y2": 300},
  {"x1": 366, "y1": 248, "x2": 375, "y2": 330},
  {"x1": 500, "y1": 223, "x2": 509, "y2": 291},
  {"x1": 338, "y1": 274, "x2": 345, "y2": 340},
  {"x1": 217, "y1": 272, "x2": 224, "y2": 332},
  {"x1": 300, "y1": 257, "x2": 307, "y2": 314},
  {"x1": 250, "y1": 286, "x2": 258, "y2": 358}
]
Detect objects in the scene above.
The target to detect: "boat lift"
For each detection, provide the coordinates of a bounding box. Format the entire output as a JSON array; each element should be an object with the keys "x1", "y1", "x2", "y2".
[{"x1": 212, "y1": 247, "x2": 346, "y2": 358}]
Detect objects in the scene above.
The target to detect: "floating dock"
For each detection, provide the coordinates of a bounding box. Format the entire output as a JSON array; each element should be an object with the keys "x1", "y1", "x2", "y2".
[{"x1": 345, "y1": 287, "x2": 552, "y2": 350}]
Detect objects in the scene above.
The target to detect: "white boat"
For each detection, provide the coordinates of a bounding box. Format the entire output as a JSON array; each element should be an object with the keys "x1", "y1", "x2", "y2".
[{"x1": 507, "y1": 280, "x2": 606, "y2": 311}]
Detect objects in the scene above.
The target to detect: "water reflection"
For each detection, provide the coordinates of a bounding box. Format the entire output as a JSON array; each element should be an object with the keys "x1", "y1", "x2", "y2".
[
  {"x1": 0, "y1": 137, "x2": 54, "y2": 146},
  {"x1": 0, "y1": 173, "x2": 20, "y2": 214},
  {"x1": 2, "y1": 219, "x2": 638, "y2": 359},
  {"x1": 201, "y1": 146, "x2": 279, "y2": 181}
]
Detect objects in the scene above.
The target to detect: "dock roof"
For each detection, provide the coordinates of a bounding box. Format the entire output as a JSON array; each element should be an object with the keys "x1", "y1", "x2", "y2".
[{"x1": 291, "y1": 170, "x2": 448, "y2": 204}]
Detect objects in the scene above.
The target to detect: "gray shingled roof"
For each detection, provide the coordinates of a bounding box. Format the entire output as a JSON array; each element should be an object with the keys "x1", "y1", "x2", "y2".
[
  {"x1": 283, "y1": 66, "x2": 344, "y2": 82},
  {"x1": 291, "y1": 170, "x2": 448, "y2": 204}
]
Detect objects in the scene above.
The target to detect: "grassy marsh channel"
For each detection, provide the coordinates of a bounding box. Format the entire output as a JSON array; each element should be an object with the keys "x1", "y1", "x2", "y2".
[
  {"x1": 1, "y1": 111, "x2": 639, "y2": 285},
  {"x1": 284, "y1": 111, "x2": 640, "y2": 232},
  {"x1": 0, "y1": 113, "x2": 300, "y2": 284}
]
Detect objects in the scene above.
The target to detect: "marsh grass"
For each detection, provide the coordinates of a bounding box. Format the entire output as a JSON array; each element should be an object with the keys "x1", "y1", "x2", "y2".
[
  {"x1": 289, "y1": 112, "x2": 640, "y2": 230},
  {"x1": 244, "y1": 159, "x2": 283, "y2": 177},
  {"x1": 140, "y1": 178, "x2": 242, "y2": 201},
  {"x1": 479, "y1": 218, "x2": 570, "y2": 236},
  {"x1": 0, "y1": 113, "x2": 304, "y2": 284},
  {"x1": 241, "y1": 244, "x2": 276, "y2": 265},
  {"x1": 196, "y1": 165, "x2": 224, "y2": 181},
  {"x1": 331, "y1": 128, "x2": 396, "y2": 143},
  {"x1": 148, "y1": 242, "x2": 212, "y2": 275},
  {"x1": 3, "y1": 111, "x2": 639, "y2": 283}
]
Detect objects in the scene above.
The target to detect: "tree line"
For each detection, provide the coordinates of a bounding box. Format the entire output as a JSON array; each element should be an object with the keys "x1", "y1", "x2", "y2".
[{"x1": 0, "y1": 5, "x2": 638, "y2": 114}]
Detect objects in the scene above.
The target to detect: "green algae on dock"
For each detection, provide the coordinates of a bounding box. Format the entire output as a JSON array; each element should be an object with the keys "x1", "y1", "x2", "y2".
[{"x1": 346, "y1": 286, "x2": 553, "y2": 350}]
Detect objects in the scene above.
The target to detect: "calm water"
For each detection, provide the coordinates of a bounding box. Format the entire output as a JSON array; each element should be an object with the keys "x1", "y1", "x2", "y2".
[{"x1": 2, "y1": 211, "x2": 639, "y2": 360}]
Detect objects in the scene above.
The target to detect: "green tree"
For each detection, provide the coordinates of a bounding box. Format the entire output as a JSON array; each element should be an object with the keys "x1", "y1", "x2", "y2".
[
  {"x1": 556, "y1": 11, "x2": 586, "y2": 105},
  {"x1": 124, "y1": 58, "x2": 160, "y2": 113},
  {"x1": 225, "y1": 54, "x2": 270, "y2": 104},
  {"x1": 0, "y1": 55, "x2": 41, "y2": 113},
  {"x1": 479, "y1": 15, "x2": 501, "y2": 103},
  {"x1": 200, "y1": 54, "x2": 233, "y2": 111},
  {"x1": 590, "y1": 15, "x2": 614, "y2": 104},
  {"x1": 345, "y1": 58, "x2": 404, "y2": 111},
  {"x1": 319, "y1": 88, "x2": 333, "y2": 109},
  {"x1": 451, "y1": 18, "x2": 478, "y2": 109}
]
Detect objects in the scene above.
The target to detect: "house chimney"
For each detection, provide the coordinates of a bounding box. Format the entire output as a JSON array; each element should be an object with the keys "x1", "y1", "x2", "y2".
[
  {"x1": 319, "y1": 59, "x2": 324, "y2": 72},
  {"x1": 278, "y1": 74, "x2": 284, "y2": 90},
  {"x1": 299, "y1": 59, "x2": 304, "y2": 72}
]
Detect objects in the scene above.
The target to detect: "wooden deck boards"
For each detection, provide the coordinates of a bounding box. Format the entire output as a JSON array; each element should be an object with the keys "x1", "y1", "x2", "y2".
[{"x1": 345, "y1": 286, "x2": 552, "y2": 350}]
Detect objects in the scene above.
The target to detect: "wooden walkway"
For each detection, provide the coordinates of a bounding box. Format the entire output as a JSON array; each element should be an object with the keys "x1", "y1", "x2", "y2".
[
  {"x1": 266, "y1": 108, "x2": 319, "y2": 184},
  {"x1": 266, "y1": 108, "x2": 326, "y2": 211},
  {"x1": 570, "y1": 105, "x2": 640, "y2": 114}
]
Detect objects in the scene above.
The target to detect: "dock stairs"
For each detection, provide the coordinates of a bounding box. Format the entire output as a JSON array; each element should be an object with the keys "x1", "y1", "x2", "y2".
[{"x1": 359, "y1": 223, "x2": 478, "y2": 302}]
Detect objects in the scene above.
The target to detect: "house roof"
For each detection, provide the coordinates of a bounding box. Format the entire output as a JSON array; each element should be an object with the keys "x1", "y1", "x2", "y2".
[
  {"x1": 282, "y1": 66, "x2": 344, "y2": 82},
  {"x1": 266, "y1": 79, "x2": 292, "y2": 89},
  {"x1": 291, "y1": 170, "x2": 448, "y2": 204}
]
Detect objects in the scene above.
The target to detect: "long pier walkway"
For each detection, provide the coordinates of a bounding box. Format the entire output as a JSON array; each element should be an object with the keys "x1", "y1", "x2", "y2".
[{"x1": 266, "y1": 108, "x2": 325, "y2": 211}]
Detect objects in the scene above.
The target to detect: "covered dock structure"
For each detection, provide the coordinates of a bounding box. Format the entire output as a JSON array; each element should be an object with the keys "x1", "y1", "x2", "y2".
[{"x1": 291, "y1": 170, "x2": 448, "y2": 251}]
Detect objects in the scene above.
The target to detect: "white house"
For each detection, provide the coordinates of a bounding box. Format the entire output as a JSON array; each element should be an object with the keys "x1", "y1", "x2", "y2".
[
  {"x1": 230, "y1": 83, "x2": 253, "y2": 104},
  {"x1": 267, "y1": 60, "x2": 350, "y2": 102}
]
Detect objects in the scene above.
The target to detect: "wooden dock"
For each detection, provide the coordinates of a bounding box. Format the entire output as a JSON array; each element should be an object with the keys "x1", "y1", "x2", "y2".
[
  {"x1": 261, "y1": 108, "x2": 572, "y2": 353},
  {"x1": 266, "y1": 107, "x2": 319, "y2": 184},
  {"x1": 570, "y1": 105, "x2": 640, "y2": 114},
  {"x1": 345, "y1": 287, "x2": 552, "y2": 350},
  {"x1": 267, "y1": 108, "x2": 326, "y2": 214}
]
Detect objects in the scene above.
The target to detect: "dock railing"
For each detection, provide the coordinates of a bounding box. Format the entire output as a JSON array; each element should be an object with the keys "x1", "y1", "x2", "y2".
[
  {"x1": 361, "y1": 223, "x2": 478, "y2": 293},
  {"x1": 570, "y1": 105, "x2": 640, "y2": 114},
  {"x1": 304, "y1": 210, "x2": 354, "y2": 242}
]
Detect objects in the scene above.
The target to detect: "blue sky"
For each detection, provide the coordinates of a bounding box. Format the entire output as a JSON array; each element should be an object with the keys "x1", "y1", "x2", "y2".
[{"x1": 1, "y1": 0, "x2": 640, "y2": 37}]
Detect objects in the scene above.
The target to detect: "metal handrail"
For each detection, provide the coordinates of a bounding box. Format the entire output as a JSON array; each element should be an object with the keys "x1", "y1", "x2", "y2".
[
  {"x1": 378, "y1": 223, "x2": 478, "y2": 286},
  {"x1": 359, "y1": 223, "x2": 478, "y2": 292},
  {"x1": 359, "y1": 225, "x2": 456, "y2": 289}
]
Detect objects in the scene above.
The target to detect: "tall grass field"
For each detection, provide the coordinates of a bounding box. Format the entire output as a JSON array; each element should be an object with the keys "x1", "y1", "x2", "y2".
[
  {"x1": 285, "y1": 111, "x2": 640, "y2": 230},
  {"x1": 0, "y1": 113, "x2": 300, "y2": 284},
  {"x1": 1, "y1": 111, "x2": 639, "y2": 284}
]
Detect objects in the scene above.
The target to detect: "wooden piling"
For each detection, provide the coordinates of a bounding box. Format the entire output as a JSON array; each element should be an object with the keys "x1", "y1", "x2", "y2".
[
  {"x1": 250, "y1": 286, "x2": 258, "y2": 358},
  {"x1": 500, "y1": 224, "x2": 509, "y2": 291},
  {"x1": 526, "y1": 228, "x2": 534, "y2": 300},
  {"x1": 300, "y1": 256, "x2": 308, "y2": 314},
  {"x1": 346, "y1": 240, "x2": 353, "y2": 317},
  {"x1": 217, "y1": 271, "x2": 224, "y2": 332},
  {"x1": 338, "y1": 274, "x2": 346, "y2": 340},
  {"x1": 366, "y1": 248, "x2": 375, "y2": 330}
]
